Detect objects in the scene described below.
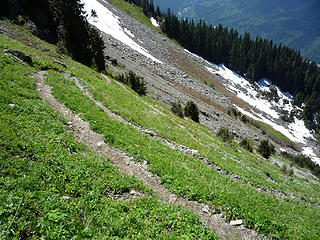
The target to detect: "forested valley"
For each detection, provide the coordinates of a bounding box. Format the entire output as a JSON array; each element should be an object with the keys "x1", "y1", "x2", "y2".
[{"x1": 128, "y1": 0, "x2": 320, "y2": 133}]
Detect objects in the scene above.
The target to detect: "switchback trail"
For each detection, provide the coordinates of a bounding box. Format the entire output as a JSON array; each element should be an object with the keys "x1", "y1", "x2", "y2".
[
  {"x1": 66, "y1": 73, "x2": 318, "y2": 208},
  {"x1": 34, "y1": 71, "x2": 266, "y2": 239}
]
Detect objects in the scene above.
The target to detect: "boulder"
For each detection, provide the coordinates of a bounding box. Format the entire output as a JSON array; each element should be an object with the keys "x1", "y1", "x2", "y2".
[
  {"x1": 109, "y1": 58, "x2": 118, "y2": 65},
  {"x1": 283, "y1": 99, "x2": 289, "y2": 105},
  {"x1": 281, "y1": 115, "x2": 289, "y2": 122},
  {"x1": 269, "y1": 85, "x2": 278, "y2": 96},
  {"x1": 5, "y1": 49, "x2": 33, "y2": 65}
]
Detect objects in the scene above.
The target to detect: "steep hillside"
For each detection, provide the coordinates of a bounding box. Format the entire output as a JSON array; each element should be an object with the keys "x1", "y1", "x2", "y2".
[
  {"x1": 1, "y1": 0, "x2": 320, "y2": 239},
  {"x1": 154, "y1": 0, "x2": 320, "y2": 63}
]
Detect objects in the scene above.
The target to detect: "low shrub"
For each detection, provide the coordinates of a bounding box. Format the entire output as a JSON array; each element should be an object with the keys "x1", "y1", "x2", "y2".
[
  {"x1": 280, "y1": 165, "x2": 294, "y2": 176},
  {"x1": 171, "y1": 101, "x2": 184, "y2": 118},
  {"x1": 216, "y1": 127, "x2": 234, "y2": 142},
  {"x1": 227, "y1": 107, "x2": 240, "y2": 117},
  {"x1": 258, "y1": 140, "x2": 275, "y2": 159},
  {"x1": 240, "y1": 138, "x2": 253, "y2": 152},
  {"x1": 240, "y1": 114, "x2": 248, "y2": 123},
  {"x1": 115, "y1": 70, "x2": 146, "y2": 95}
]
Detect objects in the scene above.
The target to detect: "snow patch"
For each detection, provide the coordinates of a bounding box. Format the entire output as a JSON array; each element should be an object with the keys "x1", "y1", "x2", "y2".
[
  {"x1": 150, "y1": 17, "x2": 160, "y2": 27},
  {"x1": 206, "y1": 64, "x2": 280, "y2": 119},
  {"x1": 81, "y1": 0, "x2": 162, "y2": 63},
  {"x1": 303, "y1": 147, "x2": 320, "y2": 165},
  {"x1": 183, "y1": 48, "x2": 319, "y2": 164}
]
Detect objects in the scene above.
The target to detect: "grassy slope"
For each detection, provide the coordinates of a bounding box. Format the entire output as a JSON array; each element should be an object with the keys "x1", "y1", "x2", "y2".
[
  {"x1": 1, "y1": 16, "x2": 320, "y2": 240},
  {"x1": 106, "y1": 0, "x2": 320, "y2": 204},
  {"x1": 49, "y1": 59, "x2": 320, "y2": 239},
  {"x1": 0, "y1": 24, "x2": 217, "y2": 239}
]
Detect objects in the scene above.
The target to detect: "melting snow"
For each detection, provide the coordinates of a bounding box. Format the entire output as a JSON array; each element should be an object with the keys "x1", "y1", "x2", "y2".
[
  {"x1": 81, "y1": 0, "x2": 162, "y2": 63},
  {"x1": 184, "y1": 49, "x2": 319, "y2": 164},
  {"x1": 150, "y1": 17, "x2": 160, "y2": 27},
  {"x1": 303, "y1": 147, "x2": 320, "y2": 165}
]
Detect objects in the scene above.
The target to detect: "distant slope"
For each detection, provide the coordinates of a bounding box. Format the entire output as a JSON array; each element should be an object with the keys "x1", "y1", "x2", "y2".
[{"x1": 154, "y1": 0, "x2": 320, "y2": 63}]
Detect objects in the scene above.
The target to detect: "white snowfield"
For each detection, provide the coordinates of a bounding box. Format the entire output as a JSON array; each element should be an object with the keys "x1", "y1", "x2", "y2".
[
  {"x1": 184, "y1": 50, "x2": 320, "y2": 165},
  {"x1": 150, "y1": 17, "x2": 160, "y2": 27},
  {"x1": 81, "y1": 0, "x2": 162, "y2": 63}
]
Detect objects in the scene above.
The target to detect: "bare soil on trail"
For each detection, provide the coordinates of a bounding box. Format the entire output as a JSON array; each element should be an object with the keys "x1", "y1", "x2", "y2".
[
  {"x1": 68, "y1": 72, "x2": 318, "y2": 208},
  {"x1": 34, "y1": 71, "x2": 266, "y2": 240}
]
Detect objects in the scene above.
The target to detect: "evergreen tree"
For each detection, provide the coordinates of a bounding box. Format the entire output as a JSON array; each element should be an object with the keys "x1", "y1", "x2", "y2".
[
  {"x1": 1, "y1": 0, "x2": 106, "y2": 71},
  {"x1": 184, "y1": 101, "x2": 200, "y2": 123}
]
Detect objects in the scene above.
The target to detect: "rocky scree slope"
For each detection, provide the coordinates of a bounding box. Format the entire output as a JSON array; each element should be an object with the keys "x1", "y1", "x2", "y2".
[{"x1": 89, "y1": 0, "x2": 319, "y2": 162}]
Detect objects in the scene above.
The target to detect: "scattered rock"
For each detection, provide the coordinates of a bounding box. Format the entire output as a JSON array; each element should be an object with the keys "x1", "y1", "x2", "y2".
[
  {"x1": 283, "y1": 99, "x2": 289, "y2": 105},
  {"x1": 201, "y1": 110, "x2": 212, "y2": 118},
  {"x1": 5, "y1": 49, "x2": 33, "y2": 65},
  {"x1": 190, "y1": 149, "x2": 198, "y2": 155},
  {"x1": 130, "y1": 189, "x2": 136, "y2": 195},
  {"x1": 53, "y1": 60, "x2": 67, "y2": 68},
  {"x1": 281, "y1": 115, "x2": 289, "y2": 122},
  {"x1": 202, "y1": 205, "x2": 210, "y2": 213},
  {"x1": 97, "y1": 141, "x2": 104, "y2": 147},
  {"x1": 109, "y1": 58, "x2": 118, "y2": 65},
  {"x1": 230, "y1": 219, "x2": 243, "y2": 226}
]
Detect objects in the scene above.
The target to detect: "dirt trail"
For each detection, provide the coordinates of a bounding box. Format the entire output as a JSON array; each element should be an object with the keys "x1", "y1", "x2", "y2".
[
  {"x1": 34, "y1": 71, "x2": 266, "y2": 239},
  {"x1": 66, "y1": 73, "x2": 320, "y2": 207}
]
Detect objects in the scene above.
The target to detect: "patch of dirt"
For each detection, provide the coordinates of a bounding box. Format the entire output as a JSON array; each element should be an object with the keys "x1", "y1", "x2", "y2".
[{"x1": 34, "y1": 71, "x2": 266, "y2": 239}]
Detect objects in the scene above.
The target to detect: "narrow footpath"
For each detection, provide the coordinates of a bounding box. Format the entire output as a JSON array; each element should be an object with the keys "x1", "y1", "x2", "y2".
[{"x1": 35, "y1": 71, "x2": 266, "y2": 240}]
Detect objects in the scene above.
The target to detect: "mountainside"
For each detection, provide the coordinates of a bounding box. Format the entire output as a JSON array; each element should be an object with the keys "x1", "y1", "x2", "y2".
[
  {"x1": 154, "y1": 0, "x2": 320, "y2": 63},
  {"x1": 1, "y1": 0, "x2": 320, "y2": 239}
]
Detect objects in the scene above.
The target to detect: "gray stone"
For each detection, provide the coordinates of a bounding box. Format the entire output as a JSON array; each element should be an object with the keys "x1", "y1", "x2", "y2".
[
  {"x1": 202, "y1": 205, "x2": 210, "y2": 213},
  {"x1": 129, "y1": 190, "x2": 136, "y2": 195},
  {"x1": 53, "y1": 60, "x2": 67, "y2": 68},
  {"x1": 230, "y1": 219, "x2": 243, "y2": 226},
  {"x1": 5, "y1": 49, "x2": 33, "y2": 65},
  {"x1": 97, "y1": 141, "x2": 104, "y2": 147}
]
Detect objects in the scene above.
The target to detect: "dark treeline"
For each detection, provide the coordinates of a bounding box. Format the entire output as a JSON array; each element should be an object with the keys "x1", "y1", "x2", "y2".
[
  {"x1": 132, "y1": 0, "x2": 320, "y2": 132},
  {"x1": 1, "y1": 0, "x2": 105, "y2": 71},
  {"x1": 161, "y1": 11, "x2": 320, "y2": 131},
  {"x1": 281, "y1": 152, "x2": 320, "y2": 178}
]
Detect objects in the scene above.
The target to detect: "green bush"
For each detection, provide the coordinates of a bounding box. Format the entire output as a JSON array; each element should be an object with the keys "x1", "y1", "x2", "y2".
[
  {"x1": 216, "y1": 127, "x2": 234, "y2": 142},
  {"x1": 240, "y1": 138, "x2": 253, "y2": 152},
  {"x1": 115, "y1": 71, "x2": 147, "y2": 95},
  {"x1": 280, "y1": 165, "x2": 294, "y2": 176},
  {"x1": 171, "y1": 101, "x2": 184, "y2": 118},
  {"x1": 227, "y1": 107, "x2": 240, "y2": 117},
  {"x1": 240, "y1": 114, "x2": 248, "y2": 123},
  {"x1": 184, "y1": 101, "x2": 199, "y2": 123},
  {"x1": 258, "y1": 140, "x2": 275, "y2": 159}
]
